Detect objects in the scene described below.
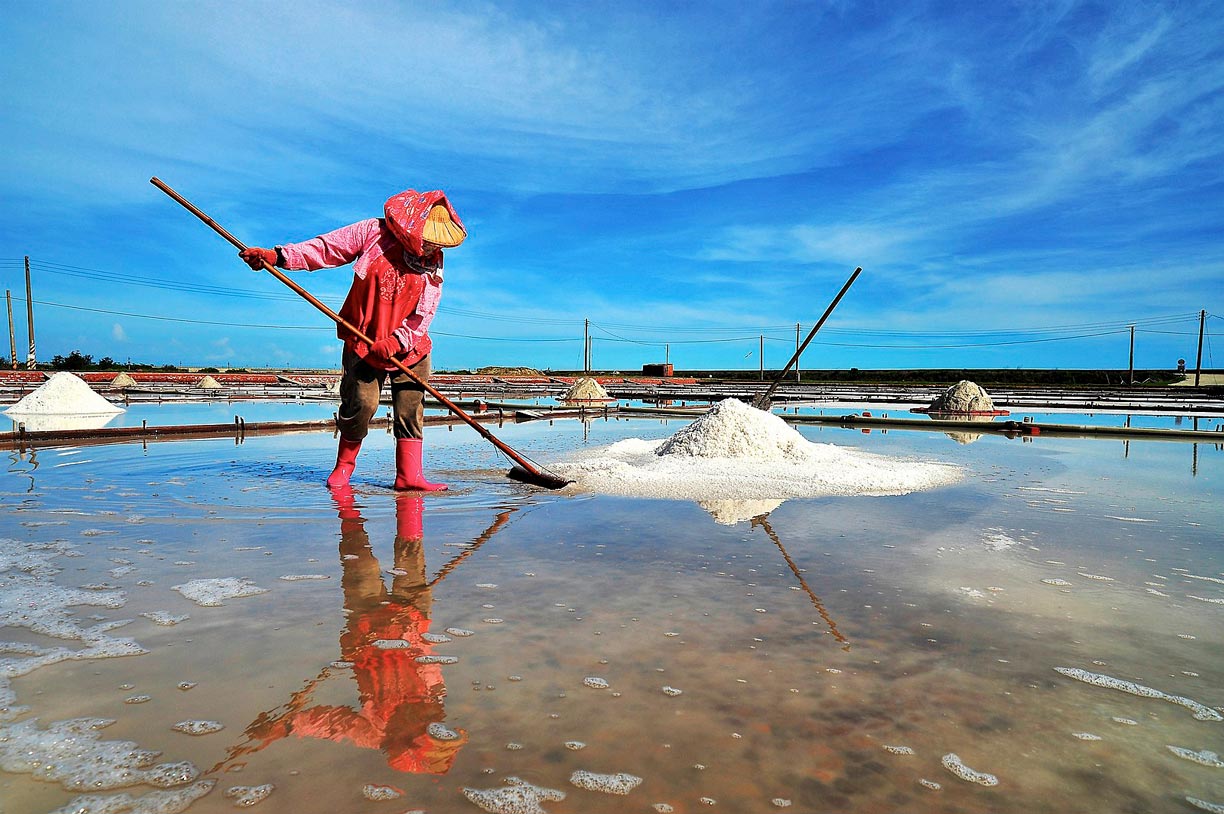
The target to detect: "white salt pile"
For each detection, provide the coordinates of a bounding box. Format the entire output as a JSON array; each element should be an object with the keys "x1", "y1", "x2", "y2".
[
  {"x1": 563, "y1": 377, "x2": 612, "y2": 402},
  {"x1": 109, "y1": 372, "x2": 137, "y2": 389},
  {"x1": 553, "y1": 399, "x2": 961, "y2": 504},
  {"x1": 926, "y1": 380, "x2": 995, "y2": 413},
  {"x1": 4, "y1": 372, "x2": 124, "y2": 417},
  {"x1": 196, "y1": 375, "x2": 222, "y2": 389}
]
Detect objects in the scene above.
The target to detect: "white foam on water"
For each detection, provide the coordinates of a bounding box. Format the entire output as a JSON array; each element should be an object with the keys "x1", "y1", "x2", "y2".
[
  {"x1": 882, "y1": 745, "x2": 915, "y2": 755},
  {"x1": 54, "y1": 778, "x2": 216, "y2": 814},
  {"x1": 139, "y1": 612, "x2": 189, "y2": 627},
  {"x1": 1054, "y1": 667, "x2": 1223, "y2": 721},
  {"x1": 941, "y1": 753, "x2": 998, "y2": 786},
  {"x1": 553, "y1": 399, "x2": 961, "y2": 501},
  {"x1": 981, "y1": 530, "x2": 1019, "y2": 551},
  {"x1": 1167, "y1": 746, "x2": 1224, "y2": 767},
  {"x1": 427, "y1": 722, "x2": 461, "y2": 741},
  {"x1": 225, "y1": 783, "x2": 275, "y2": 806},
  {"x1": 416, "y1": 655, "x2": 459, "y2": 665},
  {"x1": 1, "y1": 539, "x2": 149, "y2": 721},
  {"x1": 4, "y1": 372, "x2": 124, "y2": 416},
  {"x1": 462, "y1": 778, "x2": 566, "y2": 814},
  {"x1": 362, "y1": 784, "x2": 403, "y2": 801},
  {"x1": 1072, "y1": 732, "x2": 1102, "y2": 741},
  {"x1": 171, "y1": 578, "x2": 268, "y2": 607},
  {"x1": 0, "y1": 716, "x2": 200, "y2": 793},
  {"x1": 1188, "y1": 797, "x2": 1224, "y2": 813},
  {"x1": 278, "y1": 574, "x2": 330, "y2": 581},
  {"x1": 170, "y1": 720, "x2": 224, "y2": 736},
  {"x1": 569, "y1": 770, "x2": 643, "y2": 795},
  {"x1": 583, "y1": 677, "x2": 610, "y2": 689},
  {"x1": 1188, "y1": 595, "x2": 1224, "y2": 605}
]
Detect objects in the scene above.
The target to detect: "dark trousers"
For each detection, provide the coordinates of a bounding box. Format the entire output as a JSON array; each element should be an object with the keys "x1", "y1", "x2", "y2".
[{"x1": 337, "y1": 347, "x2": 429, "y2": 441}]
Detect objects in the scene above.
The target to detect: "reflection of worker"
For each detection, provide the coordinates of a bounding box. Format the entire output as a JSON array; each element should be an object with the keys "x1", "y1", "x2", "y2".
[
  {"x1": 243, "y1": 489, "x2": 466, "y2": 774},
  {"x1": 240, "y1": 190, "x2": 466, "y2": 491}
]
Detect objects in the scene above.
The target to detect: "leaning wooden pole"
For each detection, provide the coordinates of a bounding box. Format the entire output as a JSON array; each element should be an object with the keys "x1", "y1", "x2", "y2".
[{"x1": 752, "y1": 267, "x2": 861, "y2": 409}]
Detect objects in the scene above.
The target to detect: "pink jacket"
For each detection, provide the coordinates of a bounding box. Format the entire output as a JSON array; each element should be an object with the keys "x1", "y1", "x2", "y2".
[{"x1": 278, "y1": 219, "x2": 443, "y2": 359}]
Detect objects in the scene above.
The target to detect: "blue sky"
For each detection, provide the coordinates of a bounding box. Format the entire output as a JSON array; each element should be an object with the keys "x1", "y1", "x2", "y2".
[{"x1": 1, "y1": 0, "x2": 1221, "y2": 372}]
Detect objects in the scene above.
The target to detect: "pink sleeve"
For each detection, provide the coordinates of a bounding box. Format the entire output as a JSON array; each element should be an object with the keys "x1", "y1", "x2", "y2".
[
  {"x1": 278, "y1": 219, "x2": 380, "y2": 271},
  {"x1": 392, "y1": 274, "x2": 443, "y2": 354}
]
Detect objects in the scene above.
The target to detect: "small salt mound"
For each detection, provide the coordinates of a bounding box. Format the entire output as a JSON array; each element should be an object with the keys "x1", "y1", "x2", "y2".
[
  {"x1": 4, "y1": 372, "x2": 123, "y2": 416},
  {"x1": 927, "y1": 380, "x2": 994, "y2": 413},
  {"x1": 554, "y1": 399, "x2": 961, "y2": 501},
  {"x1": 196, "y1": 375, "x2": 223, "y2": 389},
  {"x1": 109, "y1": 372, "x2": 137, "y2": 389},
  {"x1": 563, "y1": 377, "x2": 612, "y2": 402}
]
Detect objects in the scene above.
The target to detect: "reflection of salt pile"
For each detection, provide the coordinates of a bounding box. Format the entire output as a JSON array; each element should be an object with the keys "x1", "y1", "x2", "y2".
[
  {"x1": 554, "y1": 399, "x2": 961, "y2": 506},
  {"x1": 698, "y1": 498, "x2": 785, "y2": 525},
  {"x1": 4, "y1": 371, "x2": 124, "y2": 431},
  {"x1": 928, "y1": 380, "x2": 995, "y2": 413},
  {"x1": 562, "y1": 377, "x2": 612, "y2": 402}
]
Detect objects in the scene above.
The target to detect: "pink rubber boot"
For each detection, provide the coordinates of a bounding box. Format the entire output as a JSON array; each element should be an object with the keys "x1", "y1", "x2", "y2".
[
  {"x1": 326, "y1": 438, "x2": 362, "y2": 489},
  {"x1": 393, "y1": 438, "x2": 448, "y2": 492}
]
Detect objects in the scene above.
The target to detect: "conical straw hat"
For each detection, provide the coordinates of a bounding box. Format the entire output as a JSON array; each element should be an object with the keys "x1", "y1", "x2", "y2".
[{"x1": 422, "y1": 205, "x2": 466, "y2": 247}]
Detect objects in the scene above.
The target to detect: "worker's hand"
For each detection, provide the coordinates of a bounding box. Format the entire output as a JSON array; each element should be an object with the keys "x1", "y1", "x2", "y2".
[
  {"x1": 365, "y1": 335, "x2": 402, "y2": 365},
  {"x1": 239, "y1": 247, "x2": 278, "y2": 271}
]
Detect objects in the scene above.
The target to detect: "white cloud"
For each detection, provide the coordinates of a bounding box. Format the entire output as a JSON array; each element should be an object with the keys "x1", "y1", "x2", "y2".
[{"x1": 111, "y1": 323, "x2": 127, "y2": 342}]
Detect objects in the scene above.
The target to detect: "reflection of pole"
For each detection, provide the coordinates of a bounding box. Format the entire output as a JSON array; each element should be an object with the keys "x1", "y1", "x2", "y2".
[
  {"x1": 752, "y1": 515, "x2": 849, "y2": 649},
  {"x1": 24, "y1": 255, "x2": 34, "y2": 369},
  {"x1": 429, "y1": 509, "x2": 515, "y2": 587},
  {"x1": 6, "y1": 290, "x2": 15, "y2": 369},
  {"x1": 1193, "y1": 310, "x2": 1205, "y2": 387}
]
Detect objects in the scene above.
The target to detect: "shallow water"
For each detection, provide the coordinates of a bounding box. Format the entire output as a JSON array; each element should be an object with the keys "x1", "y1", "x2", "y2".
[{"x1": 2, "y1": 415, "x2": 1222, "y2": 813}]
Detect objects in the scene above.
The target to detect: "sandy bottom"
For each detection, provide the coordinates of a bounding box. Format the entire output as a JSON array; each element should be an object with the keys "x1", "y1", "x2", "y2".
[{"x1": 1, "y1": 416, "x2": 1222, "y2": 813}]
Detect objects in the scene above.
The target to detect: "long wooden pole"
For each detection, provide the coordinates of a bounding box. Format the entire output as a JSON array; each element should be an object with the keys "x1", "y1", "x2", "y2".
[{"x1": 150, "y1": 177, "x2": 569, "y2": 489}]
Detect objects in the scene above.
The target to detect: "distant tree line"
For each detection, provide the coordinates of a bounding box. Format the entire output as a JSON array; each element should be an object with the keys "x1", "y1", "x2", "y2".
[{"x1": 0, "y1": 350, "x2": 182, "y2": 372}]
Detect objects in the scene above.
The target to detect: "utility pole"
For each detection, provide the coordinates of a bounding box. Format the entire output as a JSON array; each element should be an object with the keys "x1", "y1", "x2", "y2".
[
  {"x1": 1128, "y1": 325, "x2": 1134, "y2": 385},
  {"x1": 24, "y1": 256, "x2": 36, "y2": 370},
  {"x1": 1194, "y1": 309, "x2": 1205, "y2": 387},
  {"x1": 759, "y1": 335, "x2": 764, "y2": 380},
  {"x1": 665, "y1": 343, "x2": 669, "y2": 366},
  {"x1": 583, "y1": 319, "x2": 589, "y2": 374},
  {"x1": 6, "y1": 290, "x2": 16, "y2": 369},
  {"x1": 795, "y1": 322, "x2": 801, "y2": 382}
]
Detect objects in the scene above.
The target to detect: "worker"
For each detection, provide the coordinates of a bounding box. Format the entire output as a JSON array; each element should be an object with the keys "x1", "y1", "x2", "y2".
[{"x1": 240, "y1": 190, "x2": 465, "y2": 491}]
